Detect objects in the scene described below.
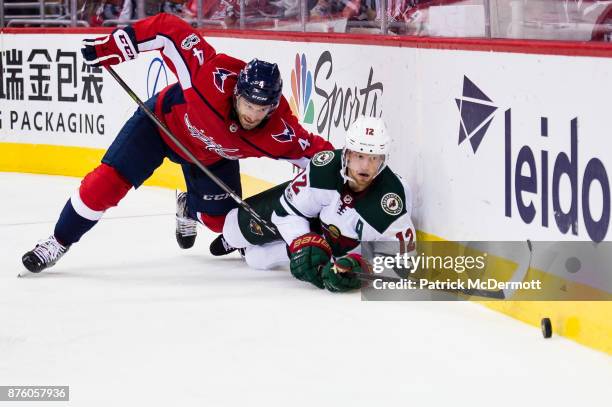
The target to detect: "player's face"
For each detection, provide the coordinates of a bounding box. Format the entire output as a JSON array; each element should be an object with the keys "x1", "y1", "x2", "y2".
[
  {"x1": 235, "y1": 96, "x2": 273, "y2": 130},
  {"x1": 346, "y1": 150, "x2": 384, "y2": 191}
]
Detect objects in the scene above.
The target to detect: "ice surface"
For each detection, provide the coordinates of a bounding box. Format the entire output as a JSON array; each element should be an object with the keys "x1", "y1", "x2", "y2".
[{"x1": 1, "y1": 173, "x2": 610, "y2": 407}]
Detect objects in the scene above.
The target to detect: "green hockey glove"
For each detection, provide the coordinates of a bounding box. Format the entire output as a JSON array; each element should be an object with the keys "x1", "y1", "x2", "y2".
[
  {"x1": 322, "y1": 253, "x2": 364, "y2": 292},
  {"x1": 288, "y1": 233, "x2": 332, "y2": 289}
]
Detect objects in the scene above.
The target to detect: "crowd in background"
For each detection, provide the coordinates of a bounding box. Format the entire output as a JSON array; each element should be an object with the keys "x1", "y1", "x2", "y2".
[
  {"x1": 5, "y1": 0, "x2": 612, "y2": 40},
  {"x1": 87, "y1": 0, "x2": 425, "y2": 28},
  {"x1": 0, "y1": 0, "x2": 440, "y2": 34}
]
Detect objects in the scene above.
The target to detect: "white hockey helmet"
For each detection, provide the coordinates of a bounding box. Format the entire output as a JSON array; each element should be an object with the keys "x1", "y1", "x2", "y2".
[
  {"x1": 342, "y1": 116, "x2": 391, "y2": 181},
  {"x1": 345, "y1": 116, "x2": 391, "y2": 156}
]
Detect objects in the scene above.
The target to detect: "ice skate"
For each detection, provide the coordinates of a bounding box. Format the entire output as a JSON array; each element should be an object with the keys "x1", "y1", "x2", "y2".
[
  {"x1": 21, "y1": 235, "x2": 69, "y2": 275},
  {"x1": 209, "y1": 234, "x2": 238, "y2": 256},
  {"x1": 176, "y1": 191, "x2": 197, "y2": 249}
]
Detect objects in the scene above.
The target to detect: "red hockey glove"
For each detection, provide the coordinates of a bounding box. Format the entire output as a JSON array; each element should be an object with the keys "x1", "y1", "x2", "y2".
[{"x1": 81, "y1": 27, "x2": 138, "y2": 68}]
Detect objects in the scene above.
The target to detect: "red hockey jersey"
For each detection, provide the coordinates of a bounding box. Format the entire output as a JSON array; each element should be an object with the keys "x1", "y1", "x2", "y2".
[{"x1": 129, "y1": 13, "x2": 332, "y2": 167}]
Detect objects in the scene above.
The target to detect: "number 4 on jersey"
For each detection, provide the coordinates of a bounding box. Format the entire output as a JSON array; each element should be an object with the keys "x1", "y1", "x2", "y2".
[
  {"x1": 298, "y1": 138, "x2": 310, "y2": 151},
  {"x1": 192, "y1": 48, "x2": 204, "y2": 65}
]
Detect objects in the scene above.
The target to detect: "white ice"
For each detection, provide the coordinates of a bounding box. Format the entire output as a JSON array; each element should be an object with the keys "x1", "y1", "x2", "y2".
[{"x1": 0, "y1": 173, "x2": 610, "y2": 407}]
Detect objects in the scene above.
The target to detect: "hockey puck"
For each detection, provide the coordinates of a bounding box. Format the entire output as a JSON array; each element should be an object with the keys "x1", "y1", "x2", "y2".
[{"x1": 541, "y1": 317, "x2": 552, "y2": 338}]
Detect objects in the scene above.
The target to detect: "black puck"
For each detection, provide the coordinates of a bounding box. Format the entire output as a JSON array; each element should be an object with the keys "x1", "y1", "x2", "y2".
[{"x1": 541, "y1": 317, "x2": 552, "y2": 338}]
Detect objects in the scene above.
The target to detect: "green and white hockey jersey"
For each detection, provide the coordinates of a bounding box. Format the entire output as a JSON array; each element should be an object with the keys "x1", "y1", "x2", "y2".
[{"x1": 272, "y1": 149, "x2": 416, "y2": 258}]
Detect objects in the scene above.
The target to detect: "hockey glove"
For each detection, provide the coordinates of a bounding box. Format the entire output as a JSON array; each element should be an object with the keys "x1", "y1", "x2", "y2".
[
  {"x1": 321, "y1": 253, "x2": 364, "y2": 292},
  {"x1": 288, "y1": 233, "x2": 331, "y2": 289},
  {"x1": 81, "y1": 27, "x2": 138, "y2": 67}
]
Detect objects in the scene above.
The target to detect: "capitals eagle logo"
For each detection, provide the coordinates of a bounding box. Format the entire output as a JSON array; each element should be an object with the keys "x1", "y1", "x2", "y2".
[
  {"x1": 272, "y1": 119, "x2": 295, "y2": 142},
  {"x1": 213, "y1": 68, "x2": 236, "y2": 93}
]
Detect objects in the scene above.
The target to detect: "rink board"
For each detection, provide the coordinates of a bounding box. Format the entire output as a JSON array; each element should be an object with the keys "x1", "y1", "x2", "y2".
[{"x1": 0, "y1": 29, "x2": 610, "y2": 354}]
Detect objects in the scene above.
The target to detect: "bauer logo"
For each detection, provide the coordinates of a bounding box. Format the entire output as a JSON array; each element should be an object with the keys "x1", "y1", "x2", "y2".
[
  {"x1": 455, "y1": 76, "x2": 497, "y2": 153},
  {"x1": 289, "y1": 53, "x2": 316, "y2": 125},
  {"x1": 147, "y1": 58, "x2": 169, "y2": 98}
]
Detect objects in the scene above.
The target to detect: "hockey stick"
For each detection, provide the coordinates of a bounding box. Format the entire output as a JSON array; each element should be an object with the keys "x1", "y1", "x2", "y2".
[
  {"x1": 350, "y1": 271, "x2": 506, "y2": 300},
  {"x1": 105, "y1": 66, "x2": 278, "y2": 235}
]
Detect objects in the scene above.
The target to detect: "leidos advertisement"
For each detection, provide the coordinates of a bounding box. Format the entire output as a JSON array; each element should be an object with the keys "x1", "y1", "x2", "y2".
[{"x1": 425, "y1": 50, "x2": 612, "y2": 244}]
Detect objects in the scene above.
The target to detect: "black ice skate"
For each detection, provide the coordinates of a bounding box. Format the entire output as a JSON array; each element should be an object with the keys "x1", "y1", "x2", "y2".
[
  {"x1": 209, "y1": 234, "x2": 238, "y2": 256},
  {"x1": 176, "y1": 191, "x2": 197, "y2": 249},
  {"x1": 21, "y1": 235, "x2": 69, "y2": 274}
]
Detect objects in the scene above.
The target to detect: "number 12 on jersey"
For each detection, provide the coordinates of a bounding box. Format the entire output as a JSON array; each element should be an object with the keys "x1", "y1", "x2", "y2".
[{"x1": 396, "y1": 228, "x2": 415, "y2": 255}]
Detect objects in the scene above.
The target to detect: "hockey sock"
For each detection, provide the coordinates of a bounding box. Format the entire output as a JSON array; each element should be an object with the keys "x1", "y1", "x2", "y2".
[
  {"x1": 54, "y1": 193, "x2": 101, "y2": 246},
  {"x1": 54, "y1": 164, "x2": 132, "y2": 246}
]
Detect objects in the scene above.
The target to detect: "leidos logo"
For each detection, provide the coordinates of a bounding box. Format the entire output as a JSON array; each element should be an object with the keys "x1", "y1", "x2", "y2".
[
  {"x1": 459, "y1": 77, "x2": 610, "y2": 242},
  {"x1": 456, "y1": 76, "x2": 497, "y2": 153},
  {"x1": 289, "y1": 53, "x2": 315, "y2": 124},
  {"x1": 505, "y1": 113, "x2": 610, "y2": 242}
]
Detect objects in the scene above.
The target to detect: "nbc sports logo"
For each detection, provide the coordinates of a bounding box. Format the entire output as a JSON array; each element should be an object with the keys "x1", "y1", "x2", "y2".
[{"x1": 289, "y1": 53, "x2": 315, "y2": 124}]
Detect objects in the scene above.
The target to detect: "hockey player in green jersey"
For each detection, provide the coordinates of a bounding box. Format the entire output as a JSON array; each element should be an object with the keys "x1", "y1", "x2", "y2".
[{"x1": 211, "y1": 116, "x2": 416, "y2": 292}]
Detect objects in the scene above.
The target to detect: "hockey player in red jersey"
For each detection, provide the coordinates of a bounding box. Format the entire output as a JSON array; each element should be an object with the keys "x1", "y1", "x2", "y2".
[{"x1": 21, "y1": 13, "x2": 333, "y2": 274}]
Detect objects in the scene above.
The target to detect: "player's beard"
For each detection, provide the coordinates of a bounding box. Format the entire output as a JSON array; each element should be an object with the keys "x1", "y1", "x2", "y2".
[
  {"x1": 347, "y1": 168, "x2": 374, "y2": 192},
  {"x1": 238, "y1": 114, "x2": 260, "y2": 130},
  {"x1": 234, "y1": 96, "x2": 268, "y2": 130}
]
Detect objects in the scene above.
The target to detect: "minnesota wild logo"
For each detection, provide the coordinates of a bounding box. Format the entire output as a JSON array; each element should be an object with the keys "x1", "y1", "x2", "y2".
[
  {"x1": 381, "y1": 193, "x2": 403, "y2": 216},
  {"x1": 312, "y1": 150, "x2": 335, "y2": 166},
  {"x1": 289, "y1": 53, "x2": 315, "y2": 124},
  {"x1": 249, "y1": 219, "x2": 263, "y2": 236}
]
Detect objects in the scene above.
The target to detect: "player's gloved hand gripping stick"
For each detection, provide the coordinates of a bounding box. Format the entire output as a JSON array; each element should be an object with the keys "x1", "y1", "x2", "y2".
[{"x1": 81, "y1": 28, "x2": 139, "y2": 67}]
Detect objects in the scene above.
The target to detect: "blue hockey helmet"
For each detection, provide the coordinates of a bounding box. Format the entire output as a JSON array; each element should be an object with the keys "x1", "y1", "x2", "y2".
[{"x1": 235, "y1": 59, "x2": 283, "y2": 109}]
